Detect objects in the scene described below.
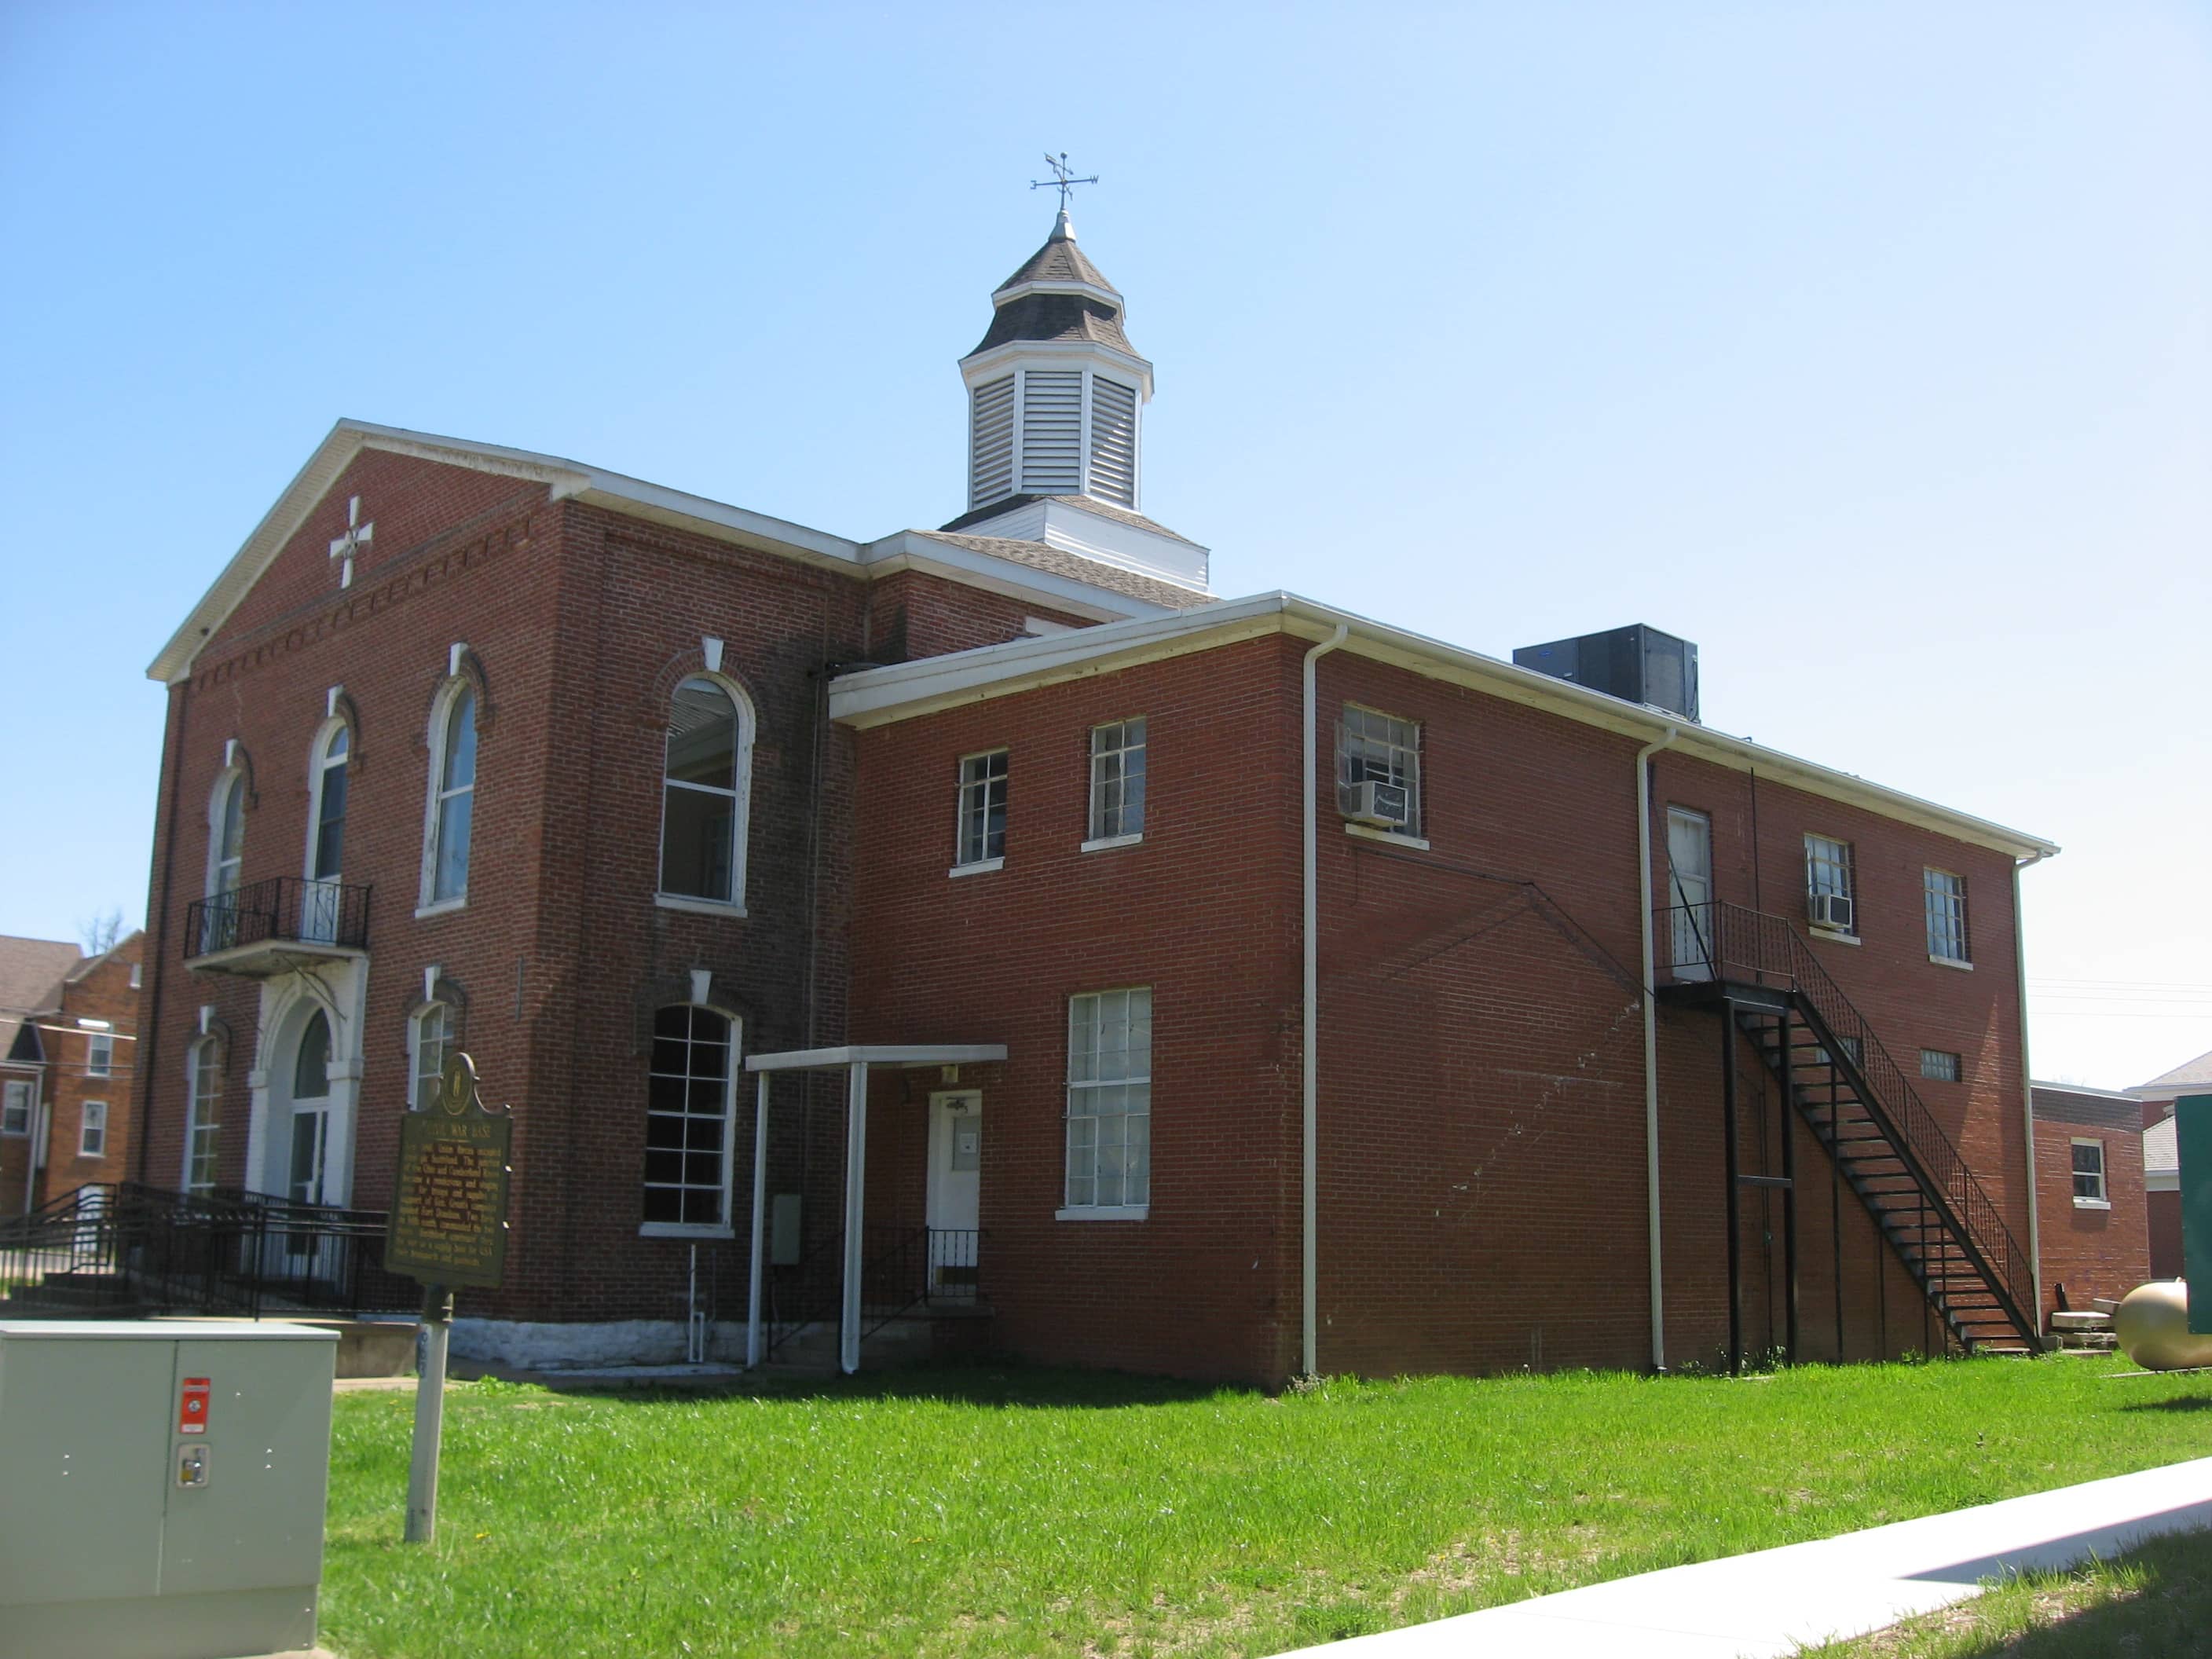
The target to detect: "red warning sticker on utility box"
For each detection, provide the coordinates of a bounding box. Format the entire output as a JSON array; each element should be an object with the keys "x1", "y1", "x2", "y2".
[{"x1": 178, "y1": 1376, "x2": 211, "y2": 1435}]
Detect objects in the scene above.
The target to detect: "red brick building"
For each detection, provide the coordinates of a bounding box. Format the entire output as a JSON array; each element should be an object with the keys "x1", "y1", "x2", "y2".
[
  {"x1": 2028, "y1": 1082, "x2": 2149, "y2": 1314},
  {"x1": 131, "y1": 212, "x2": 2060, "y2": 1382},
  {"x1": 2, "y1": 932, "x2": 141, "y2": 1214}
]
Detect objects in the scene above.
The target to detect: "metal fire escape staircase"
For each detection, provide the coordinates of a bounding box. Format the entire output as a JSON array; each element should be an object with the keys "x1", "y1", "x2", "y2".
[{"x1": 1660, "y1": 902, "x2": 2040, "y2": 1359}]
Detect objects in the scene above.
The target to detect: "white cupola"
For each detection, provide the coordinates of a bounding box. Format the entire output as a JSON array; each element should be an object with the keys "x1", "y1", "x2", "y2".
[
  {"x1": 946, "y1": 211, "x2": 1207, "y2": 593},
  {"x1": 958, "y1": 211, "x2": 1153, "y2": 513}
]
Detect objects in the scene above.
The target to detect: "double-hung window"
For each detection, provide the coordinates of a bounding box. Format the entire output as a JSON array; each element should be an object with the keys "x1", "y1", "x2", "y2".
[
  {"x1": 185, "y1": 1039, "x2": 222, "y2": 1193},
  {"x1": 660, "y1": 676, "x2": 749, "y2": 906},
  {"x1": 643, "y1": 1005, "x2": 737, "y2": 1232},
  {"x1": 1339, "y1": 705, "x2": 1422, "y2": 837},
  {"x1": 955, "y1": 749, "x2": 1009, "y2": 870},
  {"x1": 1087, "y1": 719, "x2": 1146, "y2": 844},
  {"x1": 425, "y1": 685, "x2": 477, "y2": 906},
  {"x1": 1804, "y1": 834, "x2": 1855, "y2": 932},
  {"x1": 79, "y1": 1101, "x2": 108, "y2": 1159},
  {"x1": 1924, "y1": 869, "x2": 1968, "y2": 964},
  {"x1": 1064, "y1": 987, "x2": 1152, "y2": 1215},
  {"x1": 2, "y1": 1080, "x2": 29, "y2": 1137},
  {"x1": 2071, "y1": 1138, "x2": 2107, "y2": 1207},
  {"x1": 86, "y1": 1033, "x2": 113, "y2": 1079},
  {"x1": 411, "y1": 1002, "x2": 455, "y2": 1109}
]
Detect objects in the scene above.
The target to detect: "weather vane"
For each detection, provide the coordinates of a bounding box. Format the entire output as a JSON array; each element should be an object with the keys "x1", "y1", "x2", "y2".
[{"x1": 1031, "y1": 152, "x2": 1099, "y2": 213}]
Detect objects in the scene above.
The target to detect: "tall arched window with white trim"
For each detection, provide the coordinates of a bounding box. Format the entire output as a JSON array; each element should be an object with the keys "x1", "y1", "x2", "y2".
[
  {"x1": 201, "y1": 771, "x2": 247, "y2": 953},
  {"x1": 658, "y1": 676, "x2": 751, "y2": 906},
  {"x1": 409, "y1": 1001, "x2": 454, "y2": 1108},
  {"x1": 308, "y1": 723, "x2": 349, "y2": 881},
  {"x1": 424, "y1": 685, "x2": 477, "y2": 906},
  {"x1": 184, "y1": 1036, "x2": 222, "y2": 1194}
]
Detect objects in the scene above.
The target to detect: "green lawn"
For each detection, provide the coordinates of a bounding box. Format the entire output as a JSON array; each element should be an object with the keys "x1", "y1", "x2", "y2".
[{"x1": 320, "y1": 1357, "x2": 2212, "y2": 1658}]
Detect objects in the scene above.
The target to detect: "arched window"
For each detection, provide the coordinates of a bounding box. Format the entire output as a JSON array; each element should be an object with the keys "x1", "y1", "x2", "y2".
[
  {"x1": 184, "y1": 1037, "x2": 222, "y2": 1195},
  {"x1": 424, "y1": 685, "x2": 477, "y2": 906},
  {"x1": 410, "y1": 1002, "x2": 454, "y2": 1109},
  {"x1": 658, "y1": 676, "x2": 751, "y2": 906},
  {"x1": 309, "y1": 724, "x2": 349, "y2": 881},
  {"x1": 210, "y1": 772, "x2": 244, "y2": 896},
  {"x1": 643, "y1": 1005, "x2": 736, "y2": 1231},
  {"x1": 288, "y1": 1009, "x2": 332, "y2": 1207}
]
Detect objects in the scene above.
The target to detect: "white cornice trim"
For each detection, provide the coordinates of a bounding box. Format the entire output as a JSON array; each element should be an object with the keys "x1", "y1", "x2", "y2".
[
  {"x1": 149, "y1": 419, "x2": 1185, "y2": 683},
  {"x1": 991, "y1": 278, "x2": 1123, "y2": 309},
  {"x1": 958, "y1": 340, "x2": 1154, "y2": 400},
  {"x1": 827, "y1": 592, "x2": 2061, "y2": 860}
]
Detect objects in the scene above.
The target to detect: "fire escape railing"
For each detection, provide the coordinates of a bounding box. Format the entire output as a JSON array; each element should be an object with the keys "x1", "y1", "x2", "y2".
[{"x1": 1657, "y1": 900, "x2": 2035, "y2": 1335}]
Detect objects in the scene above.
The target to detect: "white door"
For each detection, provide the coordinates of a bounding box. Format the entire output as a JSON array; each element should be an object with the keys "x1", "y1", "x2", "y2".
[
  {"x1": 1666, "y1": 808, "x2": 1714, "y2": 980},
  {"x1": 925, "y1": 1091, "x2": 981, "y2": 1296}
]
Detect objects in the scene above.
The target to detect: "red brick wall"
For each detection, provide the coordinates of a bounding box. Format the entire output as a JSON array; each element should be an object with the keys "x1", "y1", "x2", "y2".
[
  {"x1": 865, "y1": 569, "x2": 1096, "y2": 662},
  {"x1": 17, "y1": 935, "x2": 141, "y2": 1207},
  {"x1": 2032, "y1": 1086, "x2": 2151, "y2": 1312}
]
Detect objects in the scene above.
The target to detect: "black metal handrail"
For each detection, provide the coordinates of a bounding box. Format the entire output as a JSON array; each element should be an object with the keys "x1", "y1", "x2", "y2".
[
  {"x1": 762, "y1": 1222, "x2": 987, "y2": 1357},
  {"x1": 0, "y1": 1181, "x2": 412, "y2": 1318},
  {"x1": 1657, "y1": 901, "x2": 2034, "y2": 1330},
  {"x1": 185, "y1": 875, "x2": 372, "y2": 959}
]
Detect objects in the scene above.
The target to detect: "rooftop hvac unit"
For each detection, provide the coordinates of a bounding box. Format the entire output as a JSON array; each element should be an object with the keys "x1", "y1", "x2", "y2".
[
  {"x1": 1342, "y1": 778, "x2": 1411, "y2": 829},
  {"x1": 1511, "y1": 624, "x2": 1700, "y2": 723},
  {"x1": 1807, "y1": 893, "x2": 1855, "y2": 933}
]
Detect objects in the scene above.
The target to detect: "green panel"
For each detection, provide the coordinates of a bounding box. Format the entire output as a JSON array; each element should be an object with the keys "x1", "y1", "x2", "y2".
[
  {"x1": 159, "y1": 1333, "x2": 335, "y2": 1596},
  {"x1": 2181, "y1": 1095, "x2": 2212, "y2": 1335},
  {"x1": 0, "y1": 1331, "x2": 170, "y2": 1606}
]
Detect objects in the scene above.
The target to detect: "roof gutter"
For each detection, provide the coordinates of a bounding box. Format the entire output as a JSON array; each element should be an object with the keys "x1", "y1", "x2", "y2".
[{"x1": 1302, "y1": 622, "x2": 1350, "y2": 1380}]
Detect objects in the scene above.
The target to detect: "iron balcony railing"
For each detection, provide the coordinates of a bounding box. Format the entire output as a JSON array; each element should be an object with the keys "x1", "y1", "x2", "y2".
[
  {"x1": 1656, "y1": 899, "x2": 2034, "y2": 1327},
  {"x1": 0, "y1": 1181, "x2": 414, "y2": 1319},
  {"x1": 185, "y1": 875, "x2": 372, "y2": 960}
]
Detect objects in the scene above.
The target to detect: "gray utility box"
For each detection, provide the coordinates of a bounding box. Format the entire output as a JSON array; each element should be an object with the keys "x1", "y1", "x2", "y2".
[{"x1": 0, "y1": 1320, "x2": 339, "y2": 1659}]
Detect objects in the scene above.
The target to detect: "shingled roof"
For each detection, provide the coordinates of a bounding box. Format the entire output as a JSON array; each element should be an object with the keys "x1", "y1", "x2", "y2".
[
  {"x1": 0, "y1": 935, "x2": 82, "y2": 1068},
  {"x1": 2132, "y1": 1046, "x2": 2212, "y2": 1100},
  {"x1": 970, "y1": 214, "x2": 1139, "y2": 358}
]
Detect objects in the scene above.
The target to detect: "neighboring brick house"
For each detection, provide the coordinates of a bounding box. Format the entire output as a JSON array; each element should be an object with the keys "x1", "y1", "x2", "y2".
[
  {"x1": 131, "y1": 210, "x2": 2062, "y2": 1382},
  {"x1": 2, "y1": 932, "x2": 141, "y2": 1214},
  {"x1": 2029, "y1": 1081, "x2": 2149, "y2": 1314},
  {"x1": 2132, "y1": 1046, "x2": 2210, "y2": 1280}
]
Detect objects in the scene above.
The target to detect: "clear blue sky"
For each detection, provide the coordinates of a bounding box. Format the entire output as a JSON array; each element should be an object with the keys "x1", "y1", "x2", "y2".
[{"x1": 2, "y1": 3, "x2": 2205, "y2": 1088}]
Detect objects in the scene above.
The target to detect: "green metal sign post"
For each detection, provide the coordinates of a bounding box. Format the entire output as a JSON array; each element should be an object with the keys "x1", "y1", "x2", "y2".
[
  {"x1": 2178, "y1": 1093, "x2": 2212, "y2": 1335},
  {"x1": 385, "y1": 1053, "x2": 512, "y2": 1543}
]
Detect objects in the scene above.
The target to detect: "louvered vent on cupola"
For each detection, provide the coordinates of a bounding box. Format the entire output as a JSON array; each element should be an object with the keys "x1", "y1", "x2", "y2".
[
  {"x1": 969, "y1": 375, "x2": 1016, "y2": 507},
  {"x1": 1087, "y1": 377, "x2": 1138, "y2": 507},
  {"x1": 1018, "y1": 371, "x2": 1085, "y2": 494}
]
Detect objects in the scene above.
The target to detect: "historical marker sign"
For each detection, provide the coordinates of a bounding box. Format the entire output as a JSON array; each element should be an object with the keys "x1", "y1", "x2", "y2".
[{"x1": 386, "y1": 1053, "x2": 512, "y2": 1289}]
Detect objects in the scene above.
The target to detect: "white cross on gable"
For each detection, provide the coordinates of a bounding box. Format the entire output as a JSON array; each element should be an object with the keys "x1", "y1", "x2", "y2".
[{"x1": 328, "y1": 496, "x2": 374, "y2": 589}]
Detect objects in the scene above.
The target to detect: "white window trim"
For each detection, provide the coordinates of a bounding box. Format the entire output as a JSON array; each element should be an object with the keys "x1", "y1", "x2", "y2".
[
  {"x1": 1339, "y1": 703, "x2": 1423, "y2": 839},
  {"x1": 1345, "y1": 822, "x2": 1432, "y2": 851},
  {"x1": 1928, "y1": 955, "x2": 1973, "y2": 972},
  {"x1": 1081, "y1": 833, "x2": 1144, "y2": 854},
  {"x1": 1923, "y1": 866, "x2": 1970, "y2": 966},
  {"x1": 417, "y1": 675, "x2": 478, "y2": 912},
  {"x1": 1808, "y1": 929, "x2": 1862, "y2": 947},
  {"x1": 408, "y1": 1002, "x2": 456, "y2": 1111},
  {"x1": 85, "y1": 1034, "x2": 114, "y2": 1079},
  {"x1": 182, "y1": 1038, "x2": 222, "y2": 1193},
  {"x1": 205, "y1": 767, "x2": 245, "y2": 902},
  {"x1": 1087, "y1": 717, "x2": 1147, "y2": 844},
  {"x1": 2, "y1": 1078, "x2": 31, "y2": 1137},
  {"x1": 954, "y1": 747, "x2": 1010, "y2": 870},
  {"x1": 654, "y1": 672, "x2": 756, "y2": 912},
  {"x1": 303, "y1": 716, "x2": 350, "y2": 883},
  {"x1": 79, "y1": 1101, "x2": 108, "y2": 1159},
  {"x1": 1064, "y1": 986, "x2": 1152, "y2": 1213},
  {"x1": 639, "y1": 1003, "x2": 741, "y2": 1238},
  {"x1": 2070, "y1": 1136, "x2": 2109, "y2": 1208}
]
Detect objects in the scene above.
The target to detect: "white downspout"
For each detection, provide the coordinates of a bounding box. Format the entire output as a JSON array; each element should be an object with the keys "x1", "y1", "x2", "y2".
[
  {"x1": 2013, "y1": 851, "x2": 2051, "y2": 1342},
  {"x1": 1302, "y1": 623, "x2": 1350, "y2": 1380},
  {"x1": 1636, "y1": 726, "x2": 1679, "y2": 1372}
]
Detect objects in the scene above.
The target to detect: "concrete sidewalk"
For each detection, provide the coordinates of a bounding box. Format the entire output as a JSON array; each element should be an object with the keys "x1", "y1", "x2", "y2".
[{"x1": 1273, "y1": 1456, "x2": 2212, "y2": 1657}]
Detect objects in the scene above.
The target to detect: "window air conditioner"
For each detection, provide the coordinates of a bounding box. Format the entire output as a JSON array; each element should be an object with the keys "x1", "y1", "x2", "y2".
[
  {"x1": 1342, "y1": 779, "x2": 1411, "y2": 829},
  {"x1": 1807, "y1": 892, "x2": 1855, "y2": 933}
]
